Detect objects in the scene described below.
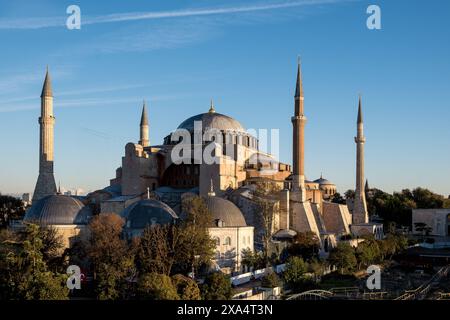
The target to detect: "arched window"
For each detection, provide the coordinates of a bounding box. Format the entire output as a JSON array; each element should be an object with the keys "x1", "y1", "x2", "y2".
[
  {"x1": 324, "y1": 238, "x2": 329, "y2": 252},
  {"x1": 214, "y1": 237, "x2": 220, "y2": 246},
  {"x1": 225, "y1": 237, "x2": 231, "y2": 246}
]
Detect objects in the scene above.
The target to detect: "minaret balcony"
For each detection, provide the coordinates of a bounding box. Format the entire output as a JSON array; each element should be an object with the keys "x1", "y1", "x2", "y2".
[{"x1": 291, "y1": 115, "x2": 307, "y2": 122}]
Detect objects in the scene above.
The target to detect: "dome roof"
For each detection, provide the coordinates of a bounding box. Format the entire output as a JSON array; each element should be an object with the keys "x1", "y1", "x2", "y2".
[
  {"x1": 177, "y1": 111, "x2": 245, "y2": 133},
  {"x1": 313, "y1": 176, "x2": 335, "y2": 186},
  {"x1": 24, "y1": 195, "x2": 92, "y2": 225},
  {"x1": 121, "y1": 199, "x2": 178, "y2": 229},
  {"x1": 204, "y1": 196, "x2": 247, "y2": 227}
]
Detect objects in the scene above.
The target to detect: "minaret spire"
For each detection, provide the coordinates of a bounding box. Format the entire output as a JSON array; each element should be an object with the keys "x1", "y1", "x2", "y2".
[
  {"x1": 41, "y1": 66, "x2": 53, "y2": 98},
  {"x1": 353, "y1": 95, "x2": 369, "y2": 224},
  {"x1": 139, "y1": 100, "x2": 150, "y2": 147},
  {"x1": 357, "y1": 94, "x2": 363, "y2": 124},
  {"x1": 291, "y1": 58, "x2": 307, "y2": 201},
  {"x1": 33, "y1": 67, "x2": 57, "y2": 202},
  {"x1": 294, "y1": 56, "x2": 303, "y2": 100},
  {"x1": 209, "y1": 99, "x2": 216, "y2": 113}
]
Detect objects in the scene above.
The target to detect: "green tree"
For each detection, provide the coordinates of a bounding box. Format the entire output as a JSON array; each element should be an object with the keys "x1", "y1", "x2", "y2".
[
  {"x1": 174, "y1": 196, "x2": 216, "y2": 275},
  {"x1": 241, "y1": 248, "x2": 264, "y2": 271},
  {"x1": 261, "y1": 271, "x2": 281, "y2": 288},
  {"x1": 136, "y1": 196, "x2": 215, "y2": 279},
  {"x1": 331, "y1": 192, "x2": 346, "y2": 204},
  {"x1": 0, "y1": 194, "x2": 26, "y2": 228},
  {"x1": 137, "y1": 272, "x2": 180, "y2": 300},
  {"x1": 136, "y1": 224, "x2": 180, "y2": 276},
  {"x1": 328, "y1": 242, "x2": 357, "y2": 274},
  {"x1": 201, "y1": 272, "x2": 232, "y2": 300},
  {"x1": 171, "y1": 274, "x2": 201, "y2": 300},
  {"x1": 355, "y1": 238, "x2": 380, "y2": 269},
  {"x1": 253, "y1": 180, "x2": 281, "y2": 266},
  {"x1": 412, "y1": 187, "x2": 445, "y2": 208},
  {"x1": 0, "y1": 224, "x2": 68, "y2": 300},
  {"x1": 85, "y1": 214, "x2": 135, "y2": 300},
  {"x1": 344, "y1": 189, "x2": 355, "y2": 200},
  {"x1": 283, "y1": 256, "x2": 309, "y2": 291},
  {"x1": 308, "y1": 258, "x2": 325, "y2": 279},
  {"x1": 287, "y1": 231, "x2": 320, "y2": 261}
]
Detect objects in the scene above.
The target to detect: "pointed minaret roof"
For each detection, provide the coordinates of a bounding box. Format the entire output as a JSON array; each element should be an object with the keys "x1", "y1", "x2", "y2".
[
  {"x1": 41, "y1": 66, "x2": 53, "y2": 98},
  {"x1": 294, "y1": 58, "x2": 303, "y2": 98},
  {"x1": 365, "y1": 179, "x2": 370, "y2": 192},
  {"x1": 140, "y1": 100, "x2": 148, "y2": 126},
  {"x1": 208, "y1": 99, "x2": 216, "y2": 113},
  {"x1": 357, "y1": 95, "x2": 363, "y2": 123}
]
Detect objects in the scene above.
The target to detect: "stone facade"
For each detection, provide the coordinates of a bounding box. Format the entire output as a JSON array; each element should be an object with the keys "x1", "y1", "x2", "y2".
[
  {"x1": 412, "y1": 209, "x2": 450, "y2": 237},
  {"x1": 322, "y1": 201, "x2": 352, "y2": 235},
  {"x1": 209, "y1": 226, "x2": 254, "y2": 273}
]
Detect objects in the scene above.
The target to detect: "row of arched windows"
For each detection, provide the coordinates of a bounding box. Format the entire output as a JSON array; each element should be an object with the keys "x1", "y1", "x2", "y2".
[
  {"x1": 213, "y1": 236, "x2": 252, "y2": 246},
  {"x1": 214, "y1": 236, "x2": 232, "y2": 246}
]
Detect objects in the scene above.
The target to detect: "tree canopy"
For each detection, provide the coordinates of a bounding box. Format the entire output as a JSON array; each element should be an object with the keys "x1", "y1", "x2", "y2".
[{"x1": 0, "y1": 224, "x2": 68, "y2": 300}]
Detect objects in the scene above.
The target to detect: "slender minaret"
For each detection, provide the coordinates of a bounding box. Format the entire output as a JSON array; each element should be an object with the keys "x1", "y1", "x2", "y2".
[
  {"x1": 33, "y1": 67, "x2": 57, "y2": 202},
  {"x1": 353, "y1": 96, "x2": 369, "y2": 224},
  {"x1": 139, "y1": 100, "x2": 149, "y2": 147},
  {"x1": 291, "y1": 59, "x2": 307, "y2": 202}
]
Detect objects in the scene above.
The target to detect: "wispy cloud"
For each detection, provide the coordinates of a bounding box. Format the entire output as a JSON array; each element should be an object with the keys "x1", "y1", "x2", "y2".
[
  {"x1": 0, "y1": 94, "x2": 188, "y2": 113},
  {"x1": 0, "y1": 67, "x2": 72, "y2": 95},
  {"x1": 0, "y1": 0, "x2": 352, "y2": 30}
]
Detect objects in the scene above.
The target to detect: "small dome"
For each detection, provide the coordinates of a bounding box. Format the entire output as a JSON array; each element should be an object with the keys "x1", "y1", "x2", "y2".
[
  {"x1": 177, "y1": 112, "x2": 245, "y2": 133},
  {"x1": 24, "y1": 195, "x2": 92, "y2": 225},
  {"x1": 314, "y1": 176, "x2": 335, "y2": 186},
  {"x1": 121, "y1": 199, "x2": 178, "y2": 229},
  {"x1": 204, "y1": 196, "x2": 247, "y2": 227}
]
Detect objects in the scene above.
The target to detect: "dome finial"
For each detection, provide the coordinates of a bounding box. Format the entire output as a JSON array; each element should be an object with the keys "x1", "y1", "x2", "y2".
[
  {"x1": 320, "y1": 172, "x2": 323, "y2": 179},
  {"x1": 208, "y1": 178, "x2": 216, "y2": 197},
  {"x1": 209, "y1": 99, "x2": 215, "y2": 113}
]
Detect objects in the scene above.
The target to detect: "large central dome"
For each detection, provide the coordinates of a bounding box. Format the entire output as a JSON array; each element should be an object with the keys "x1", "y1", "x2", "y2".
[{"x1": 177, "y1": 110, "x2": 245, "y2": 133}]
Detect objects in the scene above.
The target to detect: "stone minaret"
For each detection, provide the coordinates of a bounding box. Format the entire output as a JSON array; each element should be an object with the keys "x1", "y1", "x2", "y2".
[
  {"x1": 291, "y1": 60, "x2": 307, "y2": 202},
  {"x1": 352, "y1": 96, "x2": 369, "y2": 224},
  {"x1": 139, "y1": 100, "x2": 149, "y2": 147},
  {"x1": 33, "y1": 68, "x2": 57, "y2": 202}
]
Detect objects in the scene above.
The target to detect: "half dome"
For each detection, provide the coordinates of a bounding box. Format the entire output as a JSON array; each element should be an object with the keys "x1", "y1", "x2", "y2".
[
  {"x1": 204, "y1": 196, "x2": 247, "y2": 227},
  {"x1": 121, "y1": 199, "x2": 178, "y2": 229},
  {"x1": 24, "y1": 195, "x2": 92, "y2": 225}
]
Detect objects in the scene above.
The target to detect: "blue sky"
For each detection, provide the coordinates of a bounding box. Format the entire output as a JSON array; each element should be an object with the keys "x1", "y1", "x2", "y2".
[{"x1": 0, "y1": 0, "x2": 449, "y2": 196}]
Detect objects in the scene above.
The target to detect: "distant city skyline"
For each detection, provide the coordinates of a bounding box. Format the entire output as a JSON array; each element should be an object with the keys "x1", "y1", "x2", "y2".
[{"x1": 1, "y1": 0, "x2": 449, "y2": 196}]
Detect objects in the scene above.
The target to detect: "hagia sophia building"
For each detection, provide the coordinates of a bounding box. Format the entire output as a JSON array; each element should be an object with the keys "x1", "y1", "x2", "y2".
[{"x1": 21, "y1": 62, "x2": 383, "y2": 273}]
